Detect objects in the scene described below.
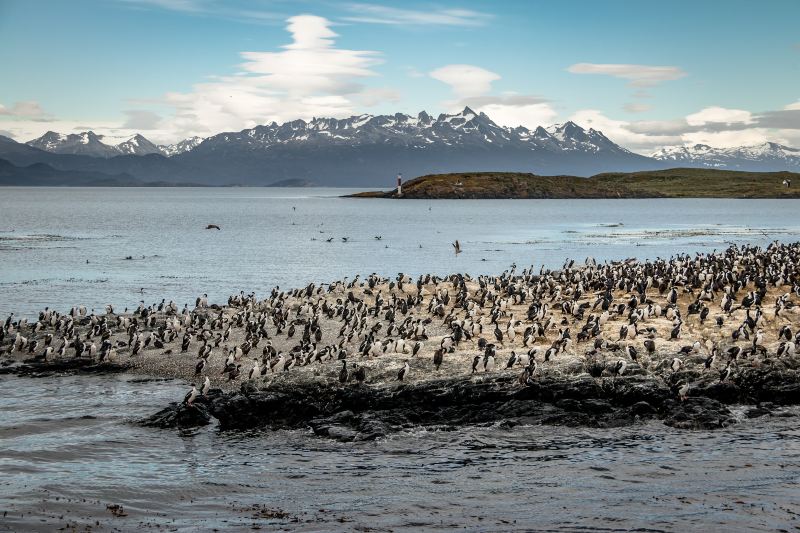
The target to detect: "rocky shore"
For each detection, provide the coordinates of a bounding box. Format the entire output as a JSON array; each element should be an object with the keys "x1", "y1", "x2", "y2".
[
  {"x1": 4, "y1": 242, "x2": 800, "y2": 441},
  {"x1": 139, "y1": 360, "x2": 800, "y2": 441}
]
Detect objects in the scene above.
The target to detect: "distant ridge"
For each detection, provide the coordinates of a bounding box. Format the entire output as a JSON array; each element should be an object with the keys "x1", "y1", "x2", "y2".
[{"x1": 1, "y1": 107, "x2": 798, "y2": 186}]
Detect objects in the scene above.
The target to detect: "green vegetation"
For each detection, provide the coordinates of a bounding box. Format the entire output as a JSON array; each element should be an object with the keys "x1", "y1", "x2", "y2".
[{"x1": 350, "y1": 168, "x2": 800, "y2": 199}]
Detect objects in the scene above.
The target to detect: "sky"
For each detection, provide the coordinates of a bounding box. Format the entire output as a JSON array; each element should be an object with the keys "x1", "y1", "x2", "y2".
[{"x1": 1, "y1": 0, "x2": 799, "y2": 153}]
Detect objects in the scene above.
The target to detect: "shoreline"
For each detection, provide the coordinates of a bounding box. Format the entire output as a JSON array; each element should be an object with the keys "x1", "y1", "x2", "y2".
[
  {"x1": 3, "y1": 242, "x2": 800, "y2": 439},
  {"x1": 347, "y1": 169, "x2": 800, "y2": 199}
]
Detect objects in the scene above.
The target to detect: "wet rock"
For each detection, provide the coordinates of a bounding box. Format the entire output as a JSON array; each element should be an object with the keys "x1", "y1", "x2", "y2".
[
  {"x1": 629, "y1": 401, "x2": 657, "y2": 417},
  {"x1": 744, "y1": 406, "x2": 771, "y2": 419},
  {"x1": 140, "y1": 402, "x2": 212, "y2": 428},
  {"x1": 662, "y1": 397, "x2": 736, "y2": 430},
  {"x1": 140, "y1": 363, "x2": 800, "y2": 439},
  {"x1": 0, "y1": 359, "x2": 131, "y2": 377}
]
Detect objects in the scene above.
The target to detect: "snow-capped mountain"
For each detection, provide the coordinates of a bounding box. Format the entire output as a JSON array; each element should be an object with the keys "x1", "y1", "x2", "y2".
[
  {"x1": 26, "y1": 131, "x2": 199, "y2": 158},
  {"x1": 7, "y1": 108, "x2": 798, "y2": 186},
  {"x1": 191, "y1": 108, "x2": 632, "y2": 156},
  {"x1": 167, "y1": 107, "x2": 652, "y2": 185},
  {"x1": 27, "y1": 131, "x2": 122, "y2": 158},
  {"x1": 159, "y1": 136, "x2": 204, "y2": 157},
  {"x1": 651, "y1": 142, "x2": 800, "y2": 171},
  {"x1": 116, "y1": 134, "x2": 162, "y2": 156}
]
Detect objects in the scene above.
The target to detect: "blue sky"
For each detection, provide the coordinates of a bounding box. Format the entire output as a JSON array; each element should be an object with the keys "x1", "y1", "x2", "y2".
[{"x1": 1, "y1": 0, "x2": 798, "y2": 152}]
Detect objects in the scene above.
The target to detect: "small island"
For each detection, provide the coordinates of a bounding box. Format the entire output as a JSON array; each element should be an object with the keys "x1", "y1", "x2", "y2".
[{"x1": 350, "y1": 168, "x2": 800, "y2": 199}]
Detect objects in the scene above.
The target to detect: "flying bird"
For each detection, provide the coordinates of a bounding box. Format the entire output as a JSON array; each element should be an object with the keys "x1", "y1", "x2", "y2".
[{"x1": 205, "y1": 224, "x2": 221, "y2": 230}]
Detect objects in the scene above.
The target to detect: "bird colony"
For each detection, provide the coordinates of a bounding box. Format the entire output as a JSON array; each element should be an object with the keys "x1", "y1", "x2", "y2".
[{"x1": 3, "y1": 243, "x2": 800, "y2": 406}]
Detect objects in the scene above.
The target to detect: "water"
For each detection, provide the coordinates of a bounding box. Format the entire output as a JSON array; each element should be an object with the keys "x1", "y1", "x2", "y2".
[
  {"x1": 1, "y1": 374, "x2": 798, "y2": 531},
  {"x1": 1, "y1": 187, "x2": 799, "y2": 319},
  {"x1": 2, "y1": 188, "x2": 800, "y2": 530}
]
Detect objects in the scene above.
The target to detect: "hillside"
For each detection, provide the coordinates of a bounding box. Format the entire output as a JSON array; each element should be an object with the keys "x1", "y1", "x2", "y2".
[
  {"x1": 0, "y1": 158, "x2": 199, "y2": 187},
  {"x1": 351, "y1": 168, "x2": 800, "y2": 199}
]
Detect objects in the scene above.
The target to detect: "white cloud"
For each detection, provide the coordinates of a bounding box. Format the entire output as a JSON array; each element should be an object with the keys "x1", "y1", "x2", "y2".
[
  {"x1": 115, "y1": 0, "x2": 283, "y2": 25},
  {"x1": 358, "y1": 87, "x2": 402, "y2": 107},
  {"x1": 567, "y1": 63, "x2": 687, "y2": 87},
  {"x1": 122, "y1": 109, "x2": 162, "y2": 129},
  {"x1": 429, "y1": 64, "x2": 499, "y2": 98},
  {"x1": 568, "y1": 109, "x2": 682, "y2": 152},
  {"x1": 157, "y1": 14, "x2": 386, "y2": 139},
  {"x1": 786, "y1": 100, "x2": 800, "y2": 110},
  {"x1": 479, "y1": 102, "x2": 558, "y2": 129},
  {"x1": 0, "y1": 100, "x2": 50, "y2": 119},
  {"x1": 2, "y1": 15, "x2": 394, "y2": 143},
  {"x1": 118, "y1": 0, "x2": 207, "y2": 12},
  {"x1": 686, "y1": 106, "x2": 753, "y2": 126},
  {"x1": 681, "y1": 128, "x2": 770, "y2": 148},
  {"x1": 429, "y1": 66, "x2": 556, "y2": 129},
  {"x1": 342, "y1": 4, "x2": 490, "y2": 26},
  {"x1": 623, "y1": 102, "x2": 651, "y2": 113}
]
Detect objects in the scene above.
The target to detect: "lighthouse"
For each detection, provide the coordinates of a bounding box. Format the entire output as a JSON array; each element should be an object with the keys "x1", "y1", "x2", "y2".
[{"x1": 396, "y1": 173, "x2": 403, "y2": 196}]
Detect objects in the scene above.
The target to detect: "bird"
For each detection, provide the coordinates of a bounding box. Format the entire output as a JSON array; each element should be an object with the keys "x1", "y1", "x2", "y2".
[
  {"x1": 670, "y1": 357, "x2": 683, "y2": 373},
  {"x1": 719, "y1": 363, "x2": 732, "y2": 382},
  {"x1": 200, "y1": 376, "x2": 211, "y2": 396},
  {"x1": 397, "y1": 361, "x2": 410, "y2": 381},
  {"x1": 677, "y1": 382, "x2": 690, "y2": 401},
  {"x1": 339, "y1": 360, "x2": 349, "y2": 383},
  {"x1": 611, "y1": 359, "x2": 627, "y2": 377},
  {"x1": 248, "y1": 359, "x2": 260, "y2": 380},
  {"x1": 506, "y1": 351, "x2": 517, "y2": 369},
  {"x1": 354, "y1": 364, "x2": 366, "y2": 385},
  {"x1": 183, "y1": 384, "x2": 199, "y2": 406},
  {"x1": 452, "y1": 240, "x2": 462, "y2": 254},
  {"x1": 625, "y1": 345, "x2": 638, "y2": 362},
  {"x1": 205, "y1": 224, "x2": 221, "y2": 230},
  {"x1": 433, "y1": 348, "x2": 444, "y2": 370}
]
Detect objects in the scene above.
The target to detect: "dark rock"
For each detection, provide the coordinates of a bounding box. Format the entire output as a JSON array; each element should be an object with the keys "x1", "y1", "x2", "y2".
[
  {"x1": 662, "y1": 397, "x2": 736, "y2": 430},
  {"x1": 140, "y1": 402, "x2": 211, "y2": 428},
  {"x1": 140, "y1": 363, "x2": 800, "y2": 439},
  {"x1": 629, "y1": 401, "x2": 657, "y2": 417},
  {"x1": 0, "y1": 359, "x2": 131, "y2": 377}
]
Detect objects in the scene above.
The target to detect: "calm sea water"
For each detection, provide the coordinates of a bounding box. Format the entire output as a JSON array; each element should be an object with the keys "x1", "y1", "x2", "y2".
[
  {"x1": 1, "y1": 374, "x2": 798, "y2": 531},
  {"x1": 2, "y1": 188, "x2": 800, "y2": 531},
  {"x1": 1, "y1": 187, "x2": 799, "y2": 318}
]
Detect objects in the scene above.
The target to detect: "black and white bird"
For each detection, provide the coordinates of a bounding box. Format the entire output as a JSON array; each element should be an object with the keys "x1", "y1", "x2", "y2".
[
  {"x1": 339, "y1": 360, "x2": 349, "y2": 383},
  {"x1": 248, "y1": 359, "x2": 260, "y2": 380},
  {"x1": 677, "y1": 382, "x2": 690, "y2": 401},
  {"x1": 397, "y1": 361, "x2": 410, "y2": 381},
  {"x1": 471, "y1": 354, "x2": 481, "y2": 373},
  {"x1": 625, "y1": 345, "x2": 638, "y2": 362},
  {"x1": 433, "y1": 348, "x2": 444, "y2": 371},
  {"x1": 183, "y1": 384, "x2": 199, "y2": 406},
  {"x1": 200, "y1": 376, "x2": 211, "y2": 396},
  {"x1": 354, "y1": 364, "x2": 366, "y2": 384}
]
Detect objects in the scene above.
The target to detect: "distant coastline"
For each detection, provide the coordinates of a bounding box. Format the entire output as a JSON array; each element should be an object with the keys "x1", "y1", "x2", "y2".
[{"x1": 349, "y1": 168, "x2": 800, "y2": 199}]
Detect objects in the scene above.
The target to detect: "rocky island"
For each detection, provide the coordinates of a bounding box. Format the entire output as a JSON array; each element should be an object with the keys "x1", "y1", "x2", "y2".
[
  {"x1": 2, "y1": 243, "x2": 799, "y2": 441},
  {"x1": 351, "y1": 168, "x2": 800, "y2": 199}
]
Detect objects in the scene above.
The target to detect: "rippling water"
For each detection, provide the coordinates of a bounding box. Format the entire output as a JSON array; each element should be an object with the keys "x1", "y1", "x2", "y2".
[
  {"x1": 1, "y1": 187, "x2": 799, "y2": 318},
  {"x1": 1, "y1": 374, "x2": 799, "y2": 531},
  {"x1": 3, "y1": 188, "x2": 800, "y2": 530}
]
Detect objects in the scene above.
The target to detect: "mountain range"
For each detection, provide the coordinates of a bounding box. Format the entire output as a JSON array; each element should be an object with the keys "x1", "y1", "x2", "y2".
[{"x1": 1, "y1": 107, "x2": 798, "y2": 186}]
